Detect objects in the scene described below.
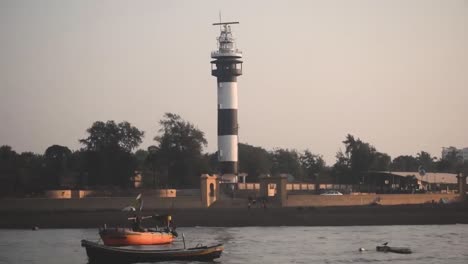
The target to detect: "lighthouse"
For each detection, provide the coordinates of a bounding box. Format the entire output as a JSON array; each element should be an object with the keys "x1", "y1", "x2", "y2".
[{"x1": 211, "y1": 22, "x2": 243, "y2": 183}]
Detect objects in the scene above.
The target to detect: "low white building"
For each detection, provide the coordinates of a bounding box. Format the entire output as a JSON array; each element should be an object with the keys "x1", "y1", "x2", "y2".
[{"x1": 389, "y1": 171, "x2": 459, "y2": 184}]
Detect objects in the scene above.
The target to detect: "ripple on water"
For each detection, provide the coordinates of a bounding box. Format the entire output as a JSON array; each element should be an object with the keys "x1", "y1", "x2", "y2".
[{"x1": 0, "y1": 225, "x2": 468, "y2": 264}]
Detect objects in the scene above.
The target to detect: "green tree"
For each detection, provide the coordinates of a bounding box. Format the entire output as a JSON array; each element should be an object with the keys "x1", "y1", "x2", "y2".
[
  {"x1": 80, "y1": 121, "x2": 144, "y2": 152},
  {"x1": 462, "y1": 161, "x2": 468, "y2": 178},
  {"x1": 80, "y1": 121, "x2": 144, "y2": 187},
  {"x1": 299, "y1": 150, "x2": 325, "y2": 181},
  {"x1": 0, "y1": 147, "x2": 48, "y2": 194},
  {"x1": 337, "y1": 134, "x2": 392, "y2": 184},
  {"x1": 44, "y1": 145, "x2": 72, "y2": 188},
  {"x1": 270, "y1": 148, "x2": 303, "y2": 180},
  {"x1": 331, "y1": 150, "x2": 352, "y2": 184},
  {"x1": 416, "y1": 151, "x2": 436, "y2": 172},
  {"x1": 391, "y1": 155, "x2": 419, "y2": 171},
  {"x1": 0, "y1": 146, "x2": 19, "y2": 194},
  {"x1": 370, "y1": 152, "x2": 391, "y2": 171},
  {"x1": 143, "y1": 145, "x2": 165, "y2": 188},
  {"x1": 68, "y1": 150, "x2": 87, "y2": 187},
  {"x1": 134, "y1": 149, "x2": 149, "y2": 171},
  {"x1": 17, "y1": 152, "x2": 46, "y2": 192},
  {"x1": 342, "y1": 134, "x2": 376, "y2": 183},
  {"x1": 436, "y1": 149, "x2": 465, "y2": 175},
  {"x1": 238, "y1": 143, "x2": 272, "y2": 182},
  {"x1": 0, "y1": 145, "x2": 18, "y2": 168},
  {"x1": 153, "y1": 113, "x2": 208, "y2": 188}
]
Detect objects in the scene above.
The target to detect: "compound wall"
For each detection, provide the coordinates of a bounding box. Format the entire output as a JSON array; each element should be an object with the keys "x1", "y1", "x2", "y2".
[{"x1": 286, "y1": 193, "x2": 459, "y2": 207}]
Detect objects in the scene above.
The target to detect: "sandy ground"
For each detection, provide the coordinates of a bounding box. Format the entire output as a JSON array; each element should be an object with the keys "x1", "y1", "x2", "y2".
[{"x1": 1, "y1": 203, "x2": 468, "y2": 229}]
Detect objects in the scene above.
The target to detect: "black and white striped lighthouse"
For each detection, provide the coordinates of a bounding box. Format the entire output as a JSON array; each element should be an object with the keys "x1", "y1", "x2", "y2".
[{"x1": 211, "y1": 22, "x2": 242, "y2": 183}]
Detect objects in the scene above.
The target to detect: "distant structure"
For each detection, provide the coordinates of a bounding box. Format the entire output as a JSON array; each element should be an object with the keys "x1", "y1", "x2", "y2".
[
  {"x1": 211, "y1": 21, "x2": 243, "y2": 183},
  {"x1": 442, "y1": 147, "x2": 468, "y2": 161}
]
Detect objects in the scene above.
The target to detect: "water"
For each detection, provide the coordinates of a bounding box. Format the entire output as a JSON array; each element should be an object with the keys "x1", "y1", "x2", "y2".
[{"x1": 0, "y1": 225, "x2": 467, "y2": 264}]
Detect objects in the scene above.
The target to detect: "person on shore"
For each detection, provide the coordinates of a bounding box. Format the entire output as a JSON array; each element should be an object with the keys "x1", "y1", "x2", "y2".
[{"x1": 247, "y1": 196, "x2": 253, "y2": 210}]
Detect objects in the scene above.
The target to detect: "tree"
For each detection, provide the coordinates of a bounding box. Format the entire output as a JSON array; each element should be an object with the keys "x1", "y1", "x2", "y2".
[
  {"x1": 416, "y1": 151, "x2": 436, "y2": 172},
  {"x1": 153, "y1": 113, "x2": 208, "y2": 188},
  {"x1": 143, "y1": 145, "x2": 164, "y2": 188},
  {"x1": 80, "y1": 121, "x2": 144, "y2": 187},
  {"x1": 80, "y1": 121, "x2": 144, "y2": 153},
  {"x1": 331, "y1": 150, "x2": 352, "y2": 184},
  {"x1": 238, "y1": 143, "x2": 272, "y2": 182},
  {"x1": 17, "y1": 152, "x2": 46, "y2": 192},
  {"x1": 0, "y1": 145, "x2": 18, "y2": 171},
  {"x1": 391, "y1": 155, "x2": 419, "y2": 172},
  {"x1": 300, "y1": 150, "x2": 325, "y2": 181},
  {"x1": 435, "y1": 148, "x2": 462, "y2": 173},
  {"x1": 370, "y1": 152, "x2": 391, "y2": 171},
  {"x1": 68, "y1": 150, "x2": 87, "y2": 187},
  {"x1": 0, "y1": 146, "x2": 19, "y2": 194},
  {"x1": 0, "y1": 146, "x2": 50, "y2": 194},
  {"x1": 462, "y1": 161, "x2": 468, "y2": 177},
  {"x1": 134, "y1": 149, "x2": 149, "y2": 171},
  {"x1": 337, "y1": 134, "x2": 392, "y2": 184},
  {"x1": 342, "y1": 134, "x2": 376, "y2": 183},
  {"x1": 270, "y1": 148, "x2": 303, "y2": 180},
  {"x1": 44, "y1": 145, "x2": 72, "y2": 188}
]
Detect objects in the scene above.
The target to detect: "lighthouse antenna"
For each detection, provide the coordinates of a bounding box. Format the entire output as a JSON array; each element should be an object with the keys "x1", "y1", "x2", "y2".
[
  {"x1": 218, "y1": 11, "x2": 222, "y2": 31},
  {"x1": 212, "y1": 22, "x2": 239, "y2": 26}
]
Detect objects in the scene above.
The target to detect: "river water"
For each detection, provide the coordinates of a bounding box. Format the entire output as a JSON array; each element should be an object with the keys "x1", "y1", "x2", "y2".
[{"x1": 0, "y1": 225, "x2": 467, "y2": 264}]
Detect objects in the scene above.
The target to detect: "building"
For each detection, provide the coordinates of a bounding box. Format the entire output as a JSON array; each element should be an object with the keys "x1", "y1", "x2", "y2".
[{"x1": 442, "y1": 147, "x2": 468, "y2": 161}]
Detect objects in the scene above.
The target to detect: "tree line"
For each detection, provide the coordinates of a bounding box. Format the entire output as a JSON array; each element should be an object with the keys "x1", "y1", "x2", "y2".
[{"x1": 1, "y1": 113, "x2": 467, "y2": 194}]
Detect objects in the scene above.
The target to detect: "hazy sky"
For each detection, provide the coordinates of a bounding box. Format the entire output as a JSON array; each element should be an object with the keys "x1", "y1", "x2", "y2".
[{"x1": 1, "y1": 0, "x2": 467, "y2": 165}]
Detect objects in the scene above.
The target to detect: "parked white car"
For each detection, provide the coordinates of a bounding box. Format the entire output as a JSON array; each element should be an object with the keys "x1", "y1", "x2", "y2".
[{"x1": 320, "y1": 190, "x2": 343, "y2": 196}]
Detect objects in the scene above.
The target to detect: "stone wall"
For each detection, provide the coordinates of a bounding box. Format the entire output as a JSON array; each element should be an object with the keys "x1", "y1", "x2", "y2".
[
  {"x1": 285, "y1": 193, "x2": 459, "y2": 207},
  {"x1": 44, "y1": 188, "x2": 190, "y2": 198},
  {"x1": 154, "y1": 189, "x2": 176, "y2": 198},
  {"x1": 45, "y1": 190, "x2": 94, "y2": 199},
  {"x1": 0, "y1": 196, "x2": 203, "y2": 212}
]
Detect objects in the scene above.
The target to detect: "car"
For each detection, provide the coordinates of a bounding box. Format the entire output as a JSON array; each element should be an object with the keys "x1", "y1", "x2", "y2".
[{"x1": 320, "y1": 190, "x2": 343, "y2": 196}]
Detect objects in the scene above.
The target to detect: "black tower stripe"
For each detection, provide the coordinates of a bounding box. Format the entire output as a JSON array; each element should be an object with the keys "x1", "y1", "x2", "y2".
[
  {"x1": 219, "y1": 161, "x2": 238, "y2": 175},
  {"x1": 216, "y1": 76, "x2": 237, "y2": 82},
  {"x1": 218, "y1": 109, "x2": 238, "y2": 135}
]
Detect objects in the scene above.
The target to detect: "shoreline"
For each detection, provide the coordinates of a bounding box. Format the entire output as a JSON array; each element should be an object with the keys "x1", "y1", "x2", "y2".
[{"x1": 1, "y1": 204, "x2": 468, "y2": 229}]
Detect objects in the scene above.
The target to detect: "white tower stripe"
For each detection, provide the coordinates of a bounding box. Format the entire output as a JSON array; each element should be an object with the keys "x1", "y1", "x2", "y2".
[
  {"x1": 217, "y1": 135, "x2": 238, "y2": 162},
  {"x1": 218, "y1": 82, "x2": 238, "y2": 109}
]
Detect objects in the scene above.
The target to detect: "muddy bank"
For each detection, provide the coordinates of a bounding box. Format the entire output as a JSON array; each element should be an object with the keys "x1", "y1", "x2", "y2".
[{"x1": 1, "y1": 204, "x2": 468, "y2": 229}]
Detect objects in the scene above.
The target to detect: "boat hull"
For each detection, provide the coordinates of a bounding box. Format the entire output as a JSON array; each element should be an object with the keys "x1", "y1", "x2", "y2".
[
  {"x1": 99, "y1": 228, "x2": 174, "y2": 246},
  {"x1": 81, "y1": 240, "x2": 223, "y2": 263},
  {"x1": 376, "y1": 246, "x2": 412, "y2": 254}
]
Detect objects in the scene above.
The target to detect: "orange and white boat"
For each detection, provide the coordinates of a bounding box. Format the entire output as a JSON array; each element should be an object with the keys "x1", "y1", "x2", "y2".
[{"x1": 99, "y1": 228, "x2": 175, "y2": 246}]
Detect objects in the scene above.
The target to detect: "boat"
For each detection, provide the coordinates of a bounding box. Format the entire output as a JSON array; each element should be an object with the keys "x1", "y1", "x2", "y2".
[
  {"x1": 99, "y1": 194, "x2": 177, "y2": 246},
  {"x1": 99, "y1": 227, "x2": 175, "y2": 246},
  {"x1": 81, "y1": 240, "x2": 224, "y2": 263},
  {"x1": 376, "y1": 245, "x2": 412, "y2": 254}
]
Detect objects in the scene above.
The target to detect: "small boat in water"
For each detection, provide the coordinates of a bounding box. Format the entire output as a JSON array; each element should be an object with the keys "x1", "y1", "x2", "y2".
[
  {"x1": 99, "y1": 228, "x2": 175, "y2": 246},
  {"x1": 81, "y1": 240, "x2": 224, "y2": 263},
  {"x1": 376, "y1": 245, "x2": 412, "y2": 254},
  {"x1": 99, "y1": 194, "x2": 178, "y2": 246},
  {"x1": 99, "y1": 194, "x2": 177, "y2": 246}
]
